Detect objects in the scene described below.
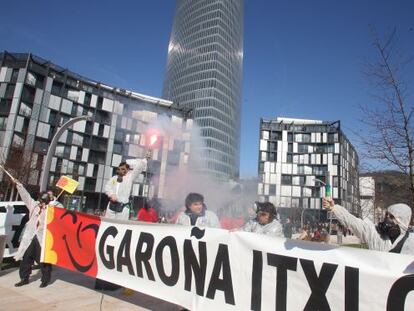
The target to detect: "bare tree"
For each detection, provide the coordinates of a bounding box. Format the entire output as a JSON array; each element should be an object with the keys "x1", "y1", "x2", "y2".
[
  {"x1": 0, "y1": 146, "x2": 39, "y2": 200},
  {"x1": 360, "y1": 28, "x2": 414, "y2": 207}
]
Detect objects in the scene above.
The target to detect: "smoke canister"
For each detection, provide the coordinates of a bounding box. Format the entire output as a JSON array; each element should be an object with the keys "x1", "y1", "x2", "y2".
[{"x1": 325, "y1": 183, "x2": 331, "y2": 198}]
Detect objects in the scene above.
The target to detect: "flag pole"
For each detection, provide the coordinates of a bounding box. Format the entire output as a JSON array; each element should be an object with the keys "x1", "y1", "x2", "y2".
[
  {"x1": 0, "y1": 164, "x2": 16, "y2": 182},
  {"x1": 56, "y1": 189, "x2": 65, "y2": 200}
]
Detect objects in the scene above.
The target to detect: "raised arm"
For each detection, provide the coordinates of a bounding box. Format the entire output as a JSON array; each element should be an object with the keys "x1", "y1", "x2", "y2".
[
  {"x1": 126, "y1": 154, "x2": 150, "y2": 181},
  {"x1": 15, "y1": 182, "x2": 37, "y2": 213},
  {"x1": 323, "y1": 197, "x2": 377, "y2": 245},
  {"x1": 131, "y1": 159, "x2": 148, "y2": 180}
]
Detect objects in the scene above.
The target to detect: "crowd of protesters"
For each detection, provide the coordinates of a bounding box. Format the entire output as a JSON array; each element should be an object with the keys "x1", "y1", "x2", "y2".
[{"x1": 5, "y1": 154, "x2": 414, "y2": 292}]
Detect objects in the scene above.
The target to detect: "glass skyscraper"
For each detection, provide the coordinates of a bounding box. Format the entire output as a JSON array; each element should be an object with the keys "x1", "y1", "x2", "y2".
[{"x1": 163, "y1": 0, "x2": 244, "y2": 180}]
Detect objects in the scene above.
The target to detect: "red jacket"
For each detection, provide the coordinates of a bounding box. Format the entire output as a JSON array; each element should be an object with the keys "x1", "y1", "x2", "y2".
[
  {"x1": 137, "y1": 207, "x2": 158, "y2": 223},
  {"x1": 220, "y1": 216, "x2": 245, "y2": 230}
]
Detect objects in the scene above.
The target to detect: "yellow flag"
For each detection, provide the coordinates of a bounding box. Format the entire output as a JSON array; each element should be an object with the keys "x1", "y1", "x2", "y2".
[{"x1": 56, "y1": 176, "x2": 79, "y2": 194}]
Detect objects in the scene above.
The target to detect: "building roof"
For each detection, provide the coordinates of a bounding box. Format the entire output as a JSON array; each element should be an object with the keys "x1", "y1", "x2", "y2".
[{"x1": 0, "y1": 51, "x2": 173, "y2": 107}]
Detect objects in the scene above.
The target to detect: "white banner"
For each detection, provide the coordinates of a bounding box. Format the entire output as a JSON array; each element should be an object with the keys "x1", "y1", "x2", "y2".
[{"x1": 95, "y1": 219, "x2": 414, "y2": 310}]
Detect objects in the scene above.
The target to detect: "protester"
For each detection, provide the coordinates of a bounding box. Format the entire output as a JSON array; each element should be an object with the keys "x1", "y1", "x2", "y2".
[
  {"x1": 127, "y1": 198, "x2": 161, "y2": 297},
  {"x1": 175, "y1": 192, "x2": 220, "y2": 228},
  {"x1": 297, "y1": 227, "x2": 311, "y2": 241},
  {"x1": 323, "y1": 197, "x2": 414, "y2": 254},
  {"x1": 104, "y1": 154, "x2": 149, "y2": 220},
  {"x1": 320, "y1": 226, "x2": 330, "y2": 243},
  {"x1": 219, "y1": 209, "x2": 245, "y2": 230},
  {"x1": 97, "y1": 154, "x2": 149, "y2": 292},
  {"x1": 13, "y1": 181, "x2": 57, "y2": 288},
  {"x1": 174, "y1": 193, "x2": 220, "y2": 311},
  {"x1": 312, "y1": 227, "x2": 321, "y2": 241},
  {"x1": 337, "y1": 224, "x2": 343, "y2": 244},
  {"x1": 137, "y1": 198, "x2": 159, "y2": 223},
  {"x1": 46, "y1": 190, "x2": 64, "y2": 208},
  {"x1": 242, "y1": 202, "x2": 283, "y2": 237},
  {"x1": 283, "y1": 217, "x2": 293, "y2": 238}
]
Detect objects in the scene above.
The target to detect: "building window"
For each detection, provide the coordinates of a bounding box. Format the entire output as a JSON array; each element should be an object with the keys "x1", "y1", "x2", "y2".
[
  {"x1": 51, "y1": 80, "x2": 63, "y2": 95},
  {"x1": 33, "y1": 139, "x2": 49, "y2": 154},
  {"x1": 328, "y1": 133, "x2": 339, "y2": 143},
  {"x1": 5, "y1": 85, "x2": 15, "y2": 99},
  {"x1": 312, "y1": 187, "x2": 321, "y2": 197},
  {"x1": 113, "y1": 143, "x2": 123, "y2": 154},
  {"x1": 270, "y1": 131, "x2": 281, "y2": 140},
  {"x1": 259, "y1": 162, "x2": 264, "y2": 173},
  {"x1": 281, "y1": 175, "x2": 292, "y2": 185},
  {"x1": 84, "y1": 178, "x2": 96, "y2": 191},
  {"x1": 19, "y1": 102, "x2": 32, "y2": 117},
  {"x1": 268, "y1": 142, "x2": 277, "y2": 151},
  {"x1": 333, "y1": 154, "x2": 339, "y2": 164},
  {"x1": 11, "y1": 69, "x2": 19, "y2": 83},
  {"x1": 261, "y1": 130, "x2": 269, "y2": 139},
  {"x1": 298, "y1": 144, "x2": 308, "y2": 153},
  {"x1": 314, "y1": 145, "x2": 325, "y2": 153},
  {"x1": 0, "y1": 99, "x2": 12, "y2": 115},
  {"x1": 0, "y1": 117, "x2": 7, "y2": 130}
]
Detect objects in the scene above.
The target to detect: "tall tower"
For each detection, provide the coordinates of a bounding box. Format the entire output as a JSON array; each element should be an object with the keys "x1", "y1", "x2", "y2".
[{"x1": 163, "y1": 0, "x2": 244, "y2": 180}]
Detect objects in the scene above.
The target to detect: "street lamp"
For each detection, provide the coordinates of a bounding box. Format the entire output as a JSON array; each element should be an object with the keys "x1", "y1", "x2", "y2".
[
  {"x1": 314, "y1": 178, "x2": 326, "y2": 188},
  {"x1": 39, "y1": 115, "x2": 92, "y2": 192}
]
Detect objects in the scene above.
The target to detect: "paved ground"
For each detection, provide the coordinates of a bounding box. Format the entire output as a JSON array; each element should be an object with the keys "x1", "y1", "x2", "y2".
[
  {"x1": 329, "y1": 234, "x2": 361, "y2": 245},
  {"x1": 292, "y1": 233, "x2": 361, "y2": 245},
  {"x1": 0, "y1": 266, "x2": 180, "y2": 311}
]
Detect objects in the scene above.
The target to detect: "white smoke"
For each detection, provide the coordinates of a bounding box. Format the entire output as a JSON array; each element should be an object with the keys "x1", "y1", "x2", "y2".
[{"x1": 143, "y1": 115, "x2": 258, "y2": 220}]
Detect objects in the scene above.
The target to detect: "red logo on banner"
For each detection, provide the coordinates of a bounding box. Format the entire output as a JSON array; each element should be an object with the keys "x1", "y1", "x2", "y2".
[{"x1": 44, "y1": 207, "x2": 101, "y2": 277}]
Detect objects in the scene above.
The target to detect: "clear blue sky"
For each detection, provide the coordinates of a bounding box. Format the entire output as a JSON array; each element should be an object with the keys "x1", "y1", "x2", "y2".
[{"x1": 1, "y1": 0, "x2": 413, "y2": 178}]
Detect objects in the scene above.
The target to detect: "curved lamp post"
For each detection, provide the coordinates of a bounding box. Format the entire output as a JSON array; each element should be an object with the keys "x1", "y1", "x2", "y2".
[{"x1": 39, "y1": 115, "x2": 92, "y2": 192}]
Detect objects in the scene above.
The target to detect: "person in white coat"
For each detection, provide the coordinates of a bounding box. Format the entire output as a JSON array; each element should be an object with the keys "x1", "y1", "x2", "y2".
[
  {"x1": 13, "y1": 181, "x2": 57, "y2": 288},
  {"x1": 98, "y1": 155, "x2": 149, "y2": 292},
  {"x1": 104, "y1": 156, "x2": 148, "y2": 220},
  {"x1": 175, "y1": 193, "x2": 220, "y2": 228},
  {"x1": 323, "y1": 197, "x2": 414, "y2": 254},
  {"x1": 243, "y1": 202, "x2": 284, "y2": 237}
]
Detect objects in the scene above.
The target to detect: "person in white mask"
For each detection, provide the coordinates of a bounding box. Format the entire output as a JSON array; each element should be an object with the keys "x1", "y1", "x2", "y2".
[{"x1": 323, "y1": 197, "x2": 414, "y2": 254}]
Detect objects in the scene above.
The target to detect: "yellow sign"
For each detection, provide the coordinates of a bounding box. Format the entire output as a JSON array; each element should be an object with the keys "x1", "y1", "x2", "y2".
[{"x1": 56, "y1": 176, "x2": 79, "y2": 194}]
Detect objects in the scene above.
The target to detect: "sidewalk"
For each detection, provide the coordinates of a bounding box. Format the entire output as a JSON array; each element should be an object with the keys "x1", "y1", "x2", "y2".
[
  {"x1": 329, "y1": 234, "x2": 361, "y2": 246},
  {"x1": 292, "y1": 233, "x2": 361, "y2": 246},
  {"x1": 0, "y1": 266, "x2": 179, "y2": 311}
]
